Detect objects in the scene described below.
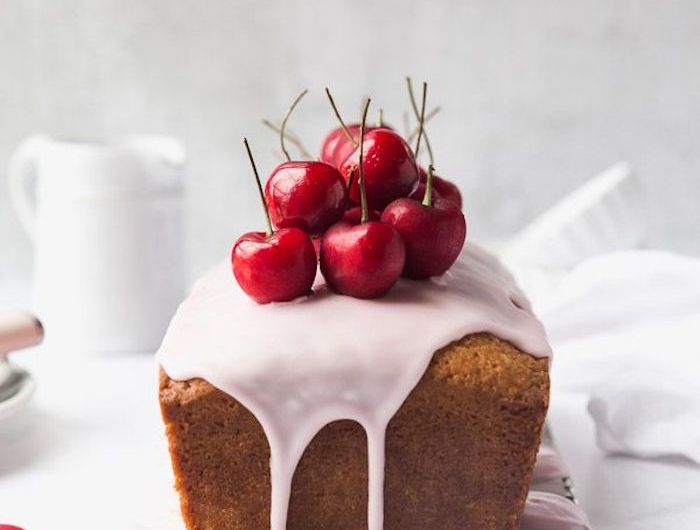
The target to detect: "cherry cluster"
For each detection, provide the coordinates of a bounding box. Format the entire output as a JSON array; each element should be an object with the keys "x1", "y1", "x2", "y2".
[{"x1": 232, "y1": 81, "x2": 467, "y2": 304}]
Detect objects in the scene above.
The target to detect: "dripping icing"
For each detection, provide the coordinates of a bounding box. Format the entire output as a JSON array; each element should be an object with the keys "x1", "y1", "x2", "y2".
[{"x1": 157, "y1": 243, "x2": 552, "y2": 530}]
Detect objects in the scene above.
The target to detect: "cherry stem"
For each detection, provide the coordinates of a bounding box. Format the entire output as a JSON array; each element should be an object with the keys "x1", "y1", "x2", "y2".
[
  {"x1": 422, "y1": 164, "x2": 435, "y2": 208},
  {"x1": 406, "y1": 77, "x2": 435, "y2": 167},
  {"x1": 280, "y1": 89, "x2": 308, "y2": 162},
  {"x1": 360, "y1": 95, "x2": 370, "y2": 116},
  {"x1": 242, "y1": 138, "x2": 273, "y2": 236},
  {"x1": 346, "y1": 167, "x2": 356, "y2": 194},
  {"x1": 262, "y1": 119, "x2": 312, "y2": 159},
  {"x1": 377, "y1": 108, "x2": 384, "y2": 128},
  {"x1": 359, "y1": 97, "x2": 371, "y2": 224},
  {"x1": 325, "y1": 87, "x2": 357, "y2": 146},
  {"x1": 407, "y1": 106, "x2": 441, "y2": 142},
  {"x1": 412, "y1": 81, "x2": 427, "y2": 158}
]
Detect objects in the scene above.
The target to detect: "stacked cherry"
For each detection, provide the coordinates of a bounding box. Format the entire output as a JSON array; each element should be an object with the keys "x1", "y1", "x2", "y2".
[{"x1": 232, "y1": 80, "x2": 467, "y2": 303}]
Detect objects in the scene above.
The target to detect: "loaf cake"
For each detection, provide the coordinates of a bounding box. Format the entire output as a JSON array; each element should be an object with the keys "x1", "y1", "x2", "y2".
[{"x1": 157, "y1": 243, "x2": 552, "y2": 530}]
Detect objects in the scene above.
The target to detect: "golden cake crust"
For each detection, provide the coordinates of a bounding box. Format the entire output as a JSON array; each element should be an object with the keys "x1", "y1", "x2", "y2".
[{"x1": 159, "y1": 332, "x2": 549, "y2": 530}]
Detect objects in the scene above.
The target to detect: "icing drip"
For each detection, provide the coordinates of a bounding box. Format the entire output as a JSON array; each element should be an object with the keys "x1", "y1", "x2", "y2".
[{"x1": 157, "y1": 243, "x2": 551, "y2": 530}]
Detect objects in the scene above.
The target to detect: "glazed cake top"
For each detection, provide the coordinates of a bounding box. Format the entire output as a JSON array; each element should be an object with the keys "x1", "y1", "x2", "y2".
[{"x1": 156, "y1": 243, "x2": 551, "y2": 530}]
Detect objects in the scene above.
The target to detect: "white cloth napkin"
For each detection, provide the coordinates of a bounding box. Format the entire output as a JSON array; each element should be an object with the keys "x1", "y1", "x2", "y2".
[{"x1": 530, "y1": 250, "x2": 700, "y2": 464}]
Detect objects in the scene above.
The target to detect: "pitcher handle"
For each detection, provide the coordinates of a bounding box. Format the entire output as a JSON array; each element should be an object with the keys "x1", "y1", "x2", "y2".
[{"x1": 8, "y1": 135, "x2": 44, "y2": 241}]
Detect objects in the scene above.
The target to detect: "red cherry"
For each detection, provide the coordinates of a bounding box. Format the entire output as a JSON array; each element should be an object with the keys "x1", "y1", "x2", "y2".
[
  {"x1": 342, "y1": 205, "x2": 380, "y2": 224},
  {"x1": 0, "y1": 526, "x2": 26, "y2": 530},
  {"x1": 320, "y1": 125, "x2": 348, "y2": 165},
  {"x1": 320, "y1": 96, "x2": 405, "y2": 299},
  {"x1": 383, "y1": 79, "x2": 466, "y2": 279},
  {"x1": 321, "y1": 89, "x2": 394, "y2": 168},
  {"x1": 320, "y1": 220, "x2": 405, "y2": 299},
  {"x1": 320, "y1": 124, "x2": 362, "y2": 166},
  {"x1": 381, "y1": 195, "x2": 466, "y2": 279},
  {"x1": 320, "y1": 123, "x2": 390, "y2": 166},
  {"x1": 418, "y1": 166, "x2": 462, "y2": 208},
  {"x1": 232, "y1": 228, "x2": 317, "y2": 303},
  {"x1": 339, "y1": 128, "x2": 419, "y2": 210},
  {"x1": 264, "y1": 161, "x2": 347, "y2": 235},
  {"x1": 233, "y1": 138, "x2": 318, "y2": 304},
  {"x1": 408, "y1": 179, "x2": 443, "y2": 203}
]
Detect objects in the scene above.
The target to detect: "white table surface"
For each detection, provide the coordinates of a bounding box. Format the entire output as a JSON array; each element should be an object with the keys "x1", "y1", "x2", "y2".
[{"x1": 2, "y1": 344, "x2": 699, "y2": 530}]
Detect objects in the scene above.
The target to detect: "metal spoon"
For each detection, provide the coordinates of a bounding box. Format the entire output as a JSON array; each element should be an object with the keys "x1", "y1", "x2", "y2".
[{"x1": 0, "y1": 362, "x2": 31, "y2": 403}]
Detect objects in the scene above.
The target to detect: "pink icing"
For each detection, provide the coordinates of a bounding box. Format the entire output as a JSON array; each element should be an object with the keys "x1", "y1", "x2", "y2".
[{"x1": 157, "y1": 243, "x2": 552, "y2": 530}]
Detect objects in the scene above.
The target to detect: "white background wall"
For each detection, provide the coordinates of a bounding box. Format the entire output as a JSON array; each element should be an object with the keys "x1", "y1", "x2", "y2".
[{"x1": 1, "y1": 0, "x2": 699, "y2": 286}]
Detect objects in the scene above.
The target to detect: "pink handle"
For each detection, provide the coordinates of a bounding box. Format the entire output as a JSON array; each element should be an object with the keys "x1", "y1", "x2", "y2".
[{"x1": 0, "y1": 312, "x2": 44, "y2": 355}]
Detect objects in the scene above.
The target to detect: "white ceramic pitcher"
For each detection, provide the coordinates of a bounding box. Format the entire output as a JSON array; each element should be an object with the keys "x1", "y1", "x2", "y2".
[{"x1": 8, "y1": 135, "x2": 186, "y2": 353}]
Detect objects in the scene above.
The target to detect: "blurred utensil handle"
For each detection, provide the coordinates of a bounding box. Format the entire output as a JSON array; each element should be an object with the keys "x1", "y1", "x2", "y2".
[{"x1": 0, "y1": 312, "x2": 44, "y2": 356}]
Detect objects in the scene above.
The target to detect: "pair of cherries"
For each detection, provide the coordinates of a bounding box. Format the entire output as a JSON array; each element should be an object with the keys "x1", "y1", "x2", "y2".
[{"x1": 232, "y1": 86, "x2": 466, "y2": 304}]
